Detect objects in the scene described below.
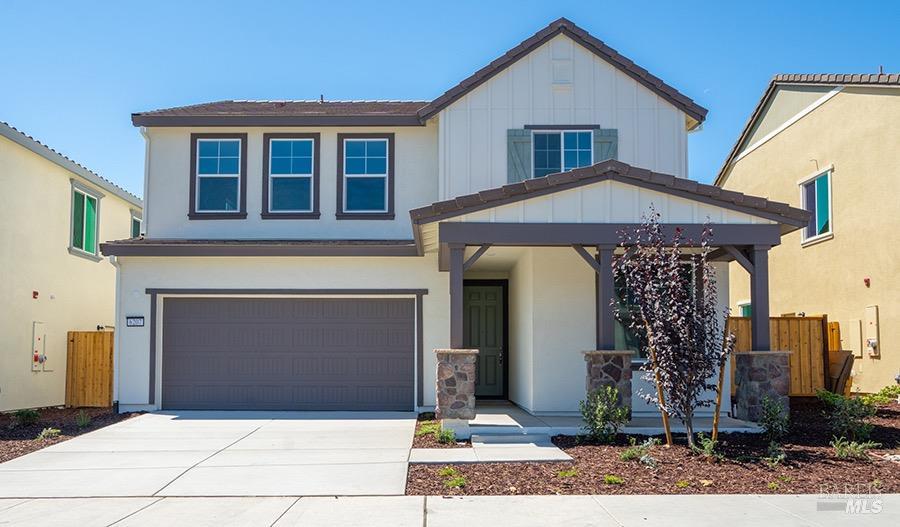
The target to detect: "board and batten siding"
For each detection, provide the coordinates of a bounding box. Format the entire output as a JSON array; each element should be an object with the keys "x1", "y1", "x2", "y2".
[{"x1": 437, "y1": 34, "x2": 689, "y2": 200}]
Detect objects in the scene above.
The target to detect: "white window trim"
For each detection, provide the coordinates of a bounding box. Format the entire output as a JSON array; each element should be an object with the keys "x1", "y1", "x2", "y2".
[
  {"x1": 269, "y1": 138, "x2": 315, "y2": 213},
  {"x1": 736, "y1": 300, "x2": 752, "y2": 317},
  {"x1": 530, "y1": 129, "x2": 594, "y2": 179},
  {"x1": 195, "y1": 138, "x2": 242, "y2": 213},
  {"x1": 130, "y1": 209, "x2": 143, "y2": 238},
  {"x1": 69, "y1": 179, "x2": 103, "y2": 261},
  {"x1": 342, "y1": 138, "x2": 389, "y2": 214},
  {"x1": 798, "y1": 165, "x2": 834, "y2": 246}
]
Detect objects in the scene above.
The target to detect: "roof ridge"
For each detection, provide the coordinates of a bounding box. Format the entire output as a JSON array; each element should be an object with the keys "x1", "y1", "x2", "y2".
[
  {"x1": 0, "y1": 121, "x2": 142, "y2": 205},
  {"x1": 136, "y1": 99, "x2": 235, "y2": 116}
]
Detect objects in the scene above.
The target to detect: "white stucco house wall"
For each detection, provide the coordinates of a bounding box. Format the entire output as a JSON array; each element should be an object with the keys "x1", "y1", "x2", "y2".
[
  {"x1": 102, "y1": 18, "x2": 808, "y2": 417},
  {"x1": 0, "y1": 122, "x2": 142, "y2": 412}
]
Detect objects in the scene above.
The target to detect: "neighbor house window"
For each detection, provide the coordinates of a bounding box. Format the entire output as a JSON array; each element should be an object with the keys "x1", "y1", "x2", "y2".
[
  {"x1": 130, "y1": 214, "x2": 142, "y2": 238},
  {"x1": 800, "y1": 169, "x2": 832, "y2": 243},
  {"x1": 738, "y1": 302, "x2": 752, "y2": 318},
  {"x1": 70, "y1": 181, "x2": 101, "y2": 258},
  {"x1": 189, "y1": 134, "x2": 247, "y2": 218},
  {"x1": 337, "y1": 134, "x2": 394, "y2": 219},
  {"x1": 262, "y1": 134, "x2": 319, "y2": 218},
  {"x1": 532, "y1": 130, "x2": 593, "y2": 178}
]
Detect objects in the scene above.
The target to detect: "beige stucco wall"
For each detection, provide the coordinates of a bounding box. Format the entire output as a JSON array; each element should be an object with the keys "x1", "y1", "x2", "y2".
[
  {"x1": 114, "y1": 255, "x2": 448, "y2": 410},
  {"x1": 0, "y1": 135, "x2": 139, "y2": 411},
  {"x1": 721, "y1": 87, "x2": 900, "y2": 393}
]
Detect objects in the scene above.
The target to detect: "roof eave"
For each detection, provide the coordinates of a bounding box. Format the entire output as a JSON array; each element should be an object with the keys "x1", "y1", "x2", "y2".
[{"x1": 131, "y1": 114, "x2": 425, "y2": 127}]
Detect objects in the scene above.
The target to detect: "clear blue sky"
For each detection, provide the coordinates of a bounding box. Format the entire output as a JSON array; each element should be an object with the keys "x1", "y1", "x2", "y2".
[{"x1": 2, "y1": 1, "x2": 897, "y2": 197}]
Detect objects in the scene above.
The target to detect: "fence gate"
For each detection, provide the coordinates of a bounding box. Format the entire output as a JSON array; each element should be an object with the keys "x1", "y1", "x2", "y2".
[{"x1": 65, "y1": 331, "x2": 114, "y2": 407}]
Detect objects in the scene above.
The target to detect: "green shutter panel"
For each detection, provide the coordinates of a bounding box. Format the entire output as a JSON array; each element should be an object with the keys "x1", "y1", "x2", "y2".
[
  {"x1": 507, "y1": 129, "x2": 532, "y2": 183},
  {"x1": 72, "y1": 191, "x2": 85, "y2": 250},
  {"x1": 592, "y1": 128, "x2": 618, "y2": 162},
  {"x1": 84, "y1": 195, "x2": 97, "y2": 254}
]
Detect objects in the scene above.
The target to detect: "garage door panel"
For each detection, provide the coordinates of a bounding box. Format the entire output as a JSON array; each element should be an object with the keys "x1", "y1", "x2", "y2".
[{"x1": 161, "y1": 298, "x2": 414, "y2": 410}]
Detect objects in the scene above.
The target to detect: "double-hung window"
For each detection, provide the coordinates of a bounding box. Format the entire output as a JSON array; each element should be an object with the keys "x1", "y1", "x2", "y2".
[
  {"x1": 532, "y1": 130, "x2": 593, "y2": 178},
  {"x1": 70, "y1": 181, "x2": 101, "y2": 259},
  {"x1": 800, "y1": 168, "x2": 832, "y2": 244},
  {"x1": 190, "y1": 134, "x2": 247, "y2": 218},
  {"x1": 130, "y1": 212, "x2": 142, "y2": 238},
  {"x1": 338, "y1": 134, "x2": 394, "y2": 218},
  {"x1": 263, "y1": 134, "x2": 319, "y2": 218}
]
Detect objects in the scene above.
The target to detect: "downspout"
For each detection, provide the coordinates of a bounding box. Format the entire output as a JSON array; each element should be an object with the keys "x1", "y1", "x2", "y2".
[
  {"x1": 139, "y1": 127, "x2": 151, "y2": 235},
  {"x1": 110, "y1": 255, "x2": 122, "y2": 411}
]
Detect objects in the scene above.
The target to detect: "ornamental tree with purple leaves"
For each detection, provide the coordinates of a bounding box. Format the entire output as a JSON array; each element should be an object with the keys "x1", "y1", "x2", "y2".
[{"x1": 613, "y1": 209, "x2": 736, "y2": 448}]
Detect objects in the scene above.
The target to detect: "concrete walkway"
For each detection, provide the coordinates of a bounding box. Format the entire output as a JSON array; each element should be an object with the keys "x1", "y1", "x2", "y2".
[
  {"x1": 410, "y1": 433, "x2": 573, "y2": 463},
  {"x1": 0, "y1": 411, "x2": 416, "y2": 498},
  {"x1": 0, "y1": 494, "x2": 897, "y2": 526}
]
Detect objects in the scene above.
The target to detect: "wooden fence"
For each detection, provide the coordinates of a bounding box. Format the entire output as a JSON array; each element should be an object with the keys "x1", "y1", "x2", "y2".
[
  {"x1": 728, "y1": 316, "x2": 830, "y2": 397},
  {"x1": 65, "y1": 331, "x2": 114, "y2": 407}
]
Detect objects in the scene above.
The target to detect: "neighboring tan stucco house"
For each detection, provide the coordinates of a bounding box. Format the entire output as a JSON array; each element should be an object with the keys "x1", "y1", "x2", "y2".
[
  {"x1": 0, "y1": 122, "x2": 142, "y2": 412},
  {"x1": 102, "y1": 18, "x2": 808, "y2": 417},
  {"x1": 716, "y1": 73, "x2": 900, "y2": 394}
]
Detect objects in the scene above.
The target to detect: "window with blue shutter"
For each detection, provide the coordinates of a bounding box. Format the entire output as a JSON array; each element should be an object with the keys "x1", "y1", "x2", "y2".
[{"x1": 801, "y1": 170, "x2": 832, "y2": 242}]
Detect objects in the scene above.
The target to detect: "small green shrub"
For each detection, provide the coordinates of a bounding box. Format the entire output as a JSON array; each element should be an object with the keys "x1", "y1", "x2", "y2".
[
  {"x1": 444, "y1": 476, "x2": 467, "y2": 488},
  {"x1": 675, "y1": 480, "x2": 690, "y2": 489},
  {"x1": 13, "y1": 409, "x2": 40, "y2": 426},
  {"x1": 759, "y1": 395, "x2": 789, "y2": 442},
  {"x1": 579, "y1": 386, "x2": 629, "y2": 443},
  {"x1": 817, "y1": 390, "x2": 876, "y2": 440},
  {"x1": 557, "y1": 467, "x2": 578, "y2": 478},
  {"x1": 75, "y1": 410, "x2": 91, "y2": 429},
  {"x1": 691, "y1": 433, "x2": 722, "y2": 461},
  {"x1": 434, "y1": 429, "x2": 456, "y2": 444},
  {"x1": 763, "y1": 441, "x2": 787, "y2": 468},
  {"x1": 415, "y1": 420, "x2": 440, "y2": 437},
  {"x1": 36, "y1": 427, "x2": 60, "y2": 440},
  {"x1": 619, "y1": 437, "x2": 660, "y2": 468},
  {"x1": 603, "y1": 474, "x2": 624, "y2": 485},
  {"x1": 860, "y1": 385, "x2": 900, "y2": 406},
  {"x1": 767, "y1": 481, "x2": 779, "y2": 491},
  {"x1": 437, "y1": 466, "x2": 459, "y2": 478},
  {"x1": 830, "y1": 437, "x2": 881, "y2": 460}
]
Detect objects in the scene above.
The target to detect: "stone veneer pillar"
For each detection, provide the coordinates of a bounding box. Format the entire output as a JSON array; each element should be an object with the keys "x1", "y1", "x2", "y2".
[
  {"x1": 435, "y1": 349, "x2": 479, "y2": 420},
  {"x1": 734, "y1": 351, "x2": 791, "y2": 422},
  {"x1": 583, "y1": 351, "x2": 633, "y2": 415}
]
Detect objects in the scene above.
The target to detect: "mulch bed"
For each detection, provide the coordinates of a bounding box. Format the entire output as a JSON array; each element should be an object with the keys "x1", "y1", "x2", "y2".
[
  {"x1": 407, "y1": 399, "x2": 900, "y2": 495},
  {"x1": 412, "y1": 413, "x2": 470, "y2": 448},
  {"x1": 0, "y1": 407, "x2": 140, "y2": 463}
]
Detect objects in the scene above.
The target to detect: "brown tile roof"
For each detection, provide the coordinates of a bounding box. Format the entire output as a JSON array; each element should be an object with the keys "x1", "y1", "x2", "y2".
[
  {"x1": 132, "y1": 100, "x2": 429, "y2": 126},
  {"x1": 410, "y1": 159, "x2": 809, "y2": 231},
  {"x1": 416, "y1": 18, "x2": 708, "y2": 125},
  {"x1": 715, "y1": 73, "x2": 900, "y2": 186},
  {"x1": 133, "y1": 18, "x2": 707, "y2": 128}
]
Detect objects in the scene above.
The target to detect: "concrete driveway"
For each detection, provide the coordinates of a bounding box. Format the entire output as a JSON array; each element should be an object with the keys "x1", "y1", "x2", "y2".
[{"x1": 0, "y1": 411, "x2": 416, "y2": 498}]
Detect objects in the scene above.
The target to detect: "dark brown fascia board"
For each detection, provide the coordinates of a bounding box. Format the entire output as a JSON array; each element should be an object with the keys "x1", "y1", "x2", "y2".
[
  {"x1": 131, "y1": 114, "x2": 425, "y2": 127},
  {"x1": 145, "y1": 288, "x2": 428, "y2": 296},
  {"x1": 438, "y1": 222, "x2": 784, "y2": 248},
  {"x1": 714, "y1": 79, "x2": 779, "y2": 187},
  {"x1": 417, "y1": 18, "x2": 708, "y2": 125},
  {"x1": 101, "y1": 241, "x2": 419, "y2": 257}
]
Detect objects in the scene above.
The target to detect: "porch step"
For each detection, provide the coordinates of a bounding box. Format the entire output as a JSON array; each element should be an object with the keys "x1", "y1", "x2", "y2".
[{"x1": 471, "y1": 433, "x2": 554, "y2": 446}]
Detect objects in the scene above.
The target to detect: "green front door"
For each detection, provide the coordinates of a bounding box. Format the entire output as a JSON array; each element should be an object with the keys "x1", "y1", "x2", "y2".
[{"x1": 464, "y1": 284, "x2": 505, "y2": 397}]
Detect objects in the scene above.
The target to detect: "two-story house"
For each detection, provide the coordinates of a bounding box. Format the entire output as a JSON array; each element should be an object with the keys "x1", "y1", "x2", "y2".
[
  {"x1": 102, "y1": 19, "x2": 809, "y2": 417},
  {"x1": 1, "y1": 121, "x2": 142, "y2": 411},
  {"x1": 716, "y1": 74, "x2": 900, "y2": 394}
]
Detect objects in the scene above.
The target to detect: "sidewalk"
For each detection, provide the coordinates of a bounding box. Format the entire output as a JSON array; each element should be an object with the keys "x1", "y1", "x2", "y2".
[{"x1": 1, "y1": 494, "x2": 897, "y2": 526}]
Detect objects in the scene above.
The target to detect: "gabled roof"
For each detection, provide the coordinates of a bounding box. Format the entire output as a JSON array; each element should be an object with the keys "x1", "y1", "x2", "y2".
[
  {"x1": 132, "y1": 18, "x2": 707, "y2": 129},
  {"x1": 410, "y1": 159, "x2": 809, "y2": 232},
  {"x1": 715, "y1": 73, "x2": 900, "y2": 186},
  {"x1": 0, "y1": 121, "x2": 143, "y2": 207},
  {"x1": 132, "y1": 100, "x2": 428, "y2": 127},
  {"x1": 417, "y1": 18, "x2": 707, "y2": 126}
]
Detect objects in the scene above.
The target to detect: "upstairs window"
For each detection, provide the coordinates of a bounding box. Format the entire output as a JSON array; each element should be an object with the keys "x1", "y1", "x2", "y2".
[
  {"x1": 338, "y1": 134, "x2": 394, "y2": 219},
  {"x1": 800, "y1": 169, "x2": 832, "y2": 243},
  {"x1": 532, "y1": 130, "x2": 593, "y2": 178},
  {"x1": 70, "y1": 182, "x2": 101, "y2": 259},
  {"x1": 190, "y1": 134, "x2": 247, "y2": 218},
  {"x1": 130, "y1": 214, "x2": 142, "y2": 238},
  {"x1": 263, "y1": 134, "x2": 319, "y2": 218}
]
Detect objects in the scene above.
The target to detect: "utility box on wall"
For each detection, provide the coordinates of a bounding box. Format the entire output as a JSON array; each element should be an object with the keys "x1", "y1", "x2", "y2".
[
  {"x1": 31, "y1": 321, "x2": 46, "y2": 372},
  {"x1": 865, "y1": 305, "x2": 880, "y2": 357}
]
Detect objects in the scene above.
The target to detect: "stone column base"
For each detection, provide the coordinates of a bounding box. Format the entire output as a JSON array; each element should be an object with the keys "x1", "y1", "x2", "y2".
[
  {"x1": 583, "y1": 350, "x2": 633, "y2": 415},
  {"x1": 734, "y1": 351, "x2": 791, "y2": 422},
  {"x1": 435, "y1": 349, "x2": 479, "y2": 421}
]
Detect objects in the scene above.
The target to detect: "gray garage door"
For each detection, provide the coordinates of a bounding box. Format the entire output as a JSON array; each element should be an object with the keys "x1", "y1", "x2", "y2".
[{"x1": 161, "y1": 297, "x2": 415, "y2": 410}]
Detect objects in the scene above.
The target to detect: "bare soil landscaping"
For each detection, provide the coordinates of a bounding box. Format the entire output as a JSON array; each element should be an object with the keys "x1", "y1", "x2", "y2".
[
  {"x1": 407, "y1": 399, "x2": 900, "y2": 495},
  {"x1": 413, "y1": 413, "x2": 470, "y2": 448},
  {"x1": 0, "y1": 407, "x2": 140, "y2": 463}
]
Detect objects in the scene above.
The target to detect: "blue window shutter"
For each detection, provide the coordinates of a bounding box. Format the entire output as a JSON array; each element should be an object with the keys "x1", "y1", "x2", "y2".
[
  {"x1": 592, "y1": 128, "x2": 618, "y2": 163},
  {"x1": 507, "y1": 129, "x2": 532, "y2": 183}
]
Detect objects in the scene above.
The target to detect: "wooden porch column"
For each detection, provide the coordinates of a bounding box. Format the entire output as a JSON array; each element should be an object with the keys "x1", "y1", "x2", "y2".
[
  {"x1": 596, "y1": 245, "x2": 616, "y2": 350},
  {"x1": 750, "y1": 245, "x2": 771, "y2": 350},
  {"x1": 449, "y1": 243, "x2": 465, "y2": 349}
]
